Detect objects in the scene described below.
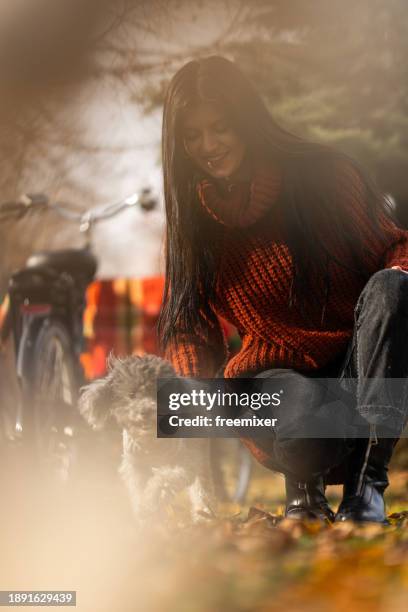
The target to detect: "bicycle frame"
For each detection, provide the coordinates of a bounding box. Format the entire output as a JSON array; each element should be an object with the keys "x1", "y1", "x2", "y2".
[{"x1": 1, "y1": 189, "x2": 155, "y2": 443}]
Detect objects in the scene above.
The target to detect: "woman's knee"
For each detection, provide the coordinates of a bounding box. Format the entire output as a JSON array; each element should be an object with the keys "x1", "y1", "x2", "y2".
[{"x1": 357, "y1": 268, "x2": 408, "y2": 318}]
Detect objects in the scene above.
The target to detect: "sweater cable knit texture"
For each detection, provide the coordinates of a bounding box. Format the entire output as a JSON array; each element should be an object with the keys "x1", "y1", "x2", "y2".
[{"x1": 165, "y1": 162, "x2": 408, "y2": 379}]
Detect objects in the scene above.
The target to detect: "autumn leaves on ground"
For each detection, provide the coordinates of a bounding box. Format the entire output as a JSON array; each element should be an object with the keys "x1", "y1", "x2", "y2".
[
  {"x1": 180, "y1": 468, "x2": 407, "y2": 612},
  {"x1": 0, "y1": 447, "x2": 407, "y2": 612},
  {"x1": 135, "y1": 465, "x2": 407, "y2": 612}
]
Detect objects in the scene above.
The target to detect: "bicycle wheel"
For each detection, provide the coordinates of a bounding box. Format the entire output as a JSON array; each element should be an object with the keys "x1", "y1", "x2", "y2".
[
  {"x1": 210, "y1": 438, "x2": 253, "y2": 503},
  {"x1": 22, "y1": 319, "x2": 81, "y2": 482}
]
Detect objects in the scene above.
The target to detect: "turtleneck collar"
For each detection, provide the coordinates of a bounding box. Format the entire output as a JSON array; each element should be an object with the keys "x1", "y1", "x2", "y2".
[{"x1": 196, "y1": 161, "x2": 282, "y2": 229}]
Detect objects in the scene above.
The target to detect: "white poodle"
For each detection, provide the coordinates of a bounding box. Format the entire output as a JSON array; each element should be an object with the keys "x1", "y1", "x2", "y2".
[{"x1": 78, "y1": 354, "x2": 215, "y2": 524}]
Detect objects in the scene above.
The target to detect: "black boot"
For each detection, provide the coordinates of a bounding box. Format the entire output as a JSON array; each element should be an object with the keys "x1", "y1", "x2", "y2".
[
  {"x1": 285, "y1": 474, "x2": 335, "y2": 523},
  {"x1": 335, "y1": 429, "x2": 398, "y2": 525}
]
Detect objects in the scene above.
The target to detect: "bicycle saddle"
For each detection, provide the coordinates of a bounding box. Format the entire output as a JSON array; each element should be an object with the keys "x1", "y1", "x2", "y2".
[{"x1": 25, "y1": 249, "x2": 97, "y2": 283}]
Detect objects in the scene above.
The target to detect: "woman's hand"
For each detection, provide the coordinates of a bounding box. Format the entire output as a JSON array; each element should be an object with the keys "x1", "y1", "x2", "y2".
[{"x1": 391, "y1": 266, "x2": 408, "y2": 273}]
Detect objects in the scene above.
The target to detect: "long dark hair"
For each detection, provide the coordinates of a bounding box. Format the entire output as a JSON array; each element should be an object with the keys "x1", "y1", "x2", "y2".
[{"x1": 158, "y1": 55, "x2": 393, "y2": 348}]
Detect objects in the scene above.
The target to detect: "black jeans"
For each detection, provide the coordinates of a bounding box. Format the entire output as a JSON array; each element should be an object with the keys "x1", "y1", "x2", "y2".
[{"x1": 248, "y1": 269, "x2": 408, "y2": 483}]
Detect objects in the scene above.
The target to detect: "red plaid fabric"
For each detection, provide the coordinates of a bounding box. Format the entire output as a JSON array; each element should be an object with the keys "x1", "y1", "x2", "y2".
[{"x1": 81, "y1": 277, "x2": 165, "y2": 380}]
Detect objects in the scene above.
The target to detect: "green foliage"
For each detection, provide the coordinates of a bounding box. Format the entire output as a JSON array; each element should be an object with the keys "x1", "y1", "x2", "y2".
[{"x1": 226, "y1": 0, "x2": 408, "y2": 187}]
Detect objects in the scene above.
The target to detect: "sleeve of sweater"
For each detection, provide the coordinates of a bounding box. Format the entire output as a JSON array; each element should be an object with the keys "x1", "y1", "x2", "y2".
[
  {"x1": 332, "y1": 161, "x2": 408, "y2": 272},
  {"x1": 164, "y1": 307, "x2": 229, "y2": 378}
]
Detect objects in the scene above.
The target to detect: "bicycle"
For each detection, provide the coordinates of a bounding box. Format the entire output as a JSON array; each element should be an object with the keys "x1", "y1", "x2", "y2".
[
  {"x1": 1, "y1": 191, "x2": 156, "y2": 481},
  {"x1": 0, "y1": 191, "x2": 253, "y2": 500}
]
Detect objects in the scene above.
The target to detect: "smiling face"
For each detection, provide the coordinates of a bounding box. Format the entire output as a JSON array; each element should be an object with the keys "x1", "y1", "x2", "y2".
[{"x1": 182, "y1": 101, "x2": 246, "y2": 180}]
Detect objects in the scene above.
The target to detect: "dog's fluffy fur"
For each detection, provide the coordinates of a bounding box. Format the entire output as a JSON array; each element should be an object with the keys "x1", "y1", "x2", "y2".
[{"x1": 79, "y1": 354, "x2": 215, "y2": 523}]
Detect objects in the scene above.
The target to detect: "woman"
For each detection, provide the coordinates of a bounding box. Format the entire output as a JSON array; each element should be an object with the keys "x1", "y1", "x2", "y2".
[{"x1": 158, "y1": 56, "x2": 408, "y2": 523}]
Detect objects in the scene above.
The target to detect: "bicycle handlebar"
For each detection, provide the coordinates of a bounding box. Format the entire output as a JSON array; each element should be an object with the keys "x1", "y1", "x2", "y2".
[{"x1": 0, "y1": 189, "x2": 158, "y2": 227}]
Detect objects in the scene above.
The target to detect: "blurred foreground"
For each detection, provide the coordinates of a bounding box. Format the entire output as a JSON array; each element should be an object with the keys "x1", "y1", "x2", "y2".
[{"x1": 0, "y1": 435, "x2": 407, "y2": 612}]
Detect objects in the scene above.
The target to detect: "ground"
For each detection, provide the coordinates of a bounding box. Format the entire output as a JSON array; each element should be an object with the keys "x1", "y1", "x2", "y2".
[{"x1": 0, "y1": 442, "x2": 406, "y2": 612}]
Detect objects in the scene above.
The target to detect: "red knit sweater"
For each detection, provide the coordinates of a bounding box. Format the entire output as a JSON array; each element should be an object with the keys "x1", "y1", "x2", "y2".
[{"x1": 165, "y1": 162, "x2": 408, "y2": 378}]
